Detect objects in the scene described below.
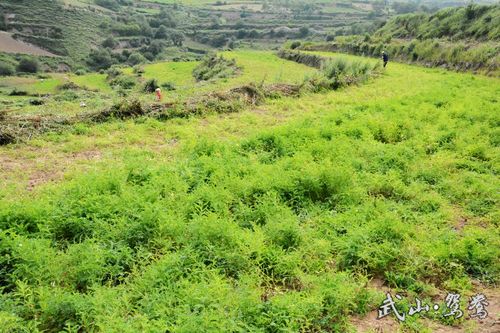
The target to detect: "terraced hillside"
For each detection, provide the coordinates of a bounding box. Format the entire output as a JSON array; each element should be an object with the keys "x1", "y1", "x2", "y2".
[
  {"x1": 0, "y1": 0, "x2": 391, "y2": 72},
  {"x1": 0, "y1": 0, "x2": 106, "y2": 60},
  {"x1": 296, "y1": 4, "x2": 500, "y2": 75}
]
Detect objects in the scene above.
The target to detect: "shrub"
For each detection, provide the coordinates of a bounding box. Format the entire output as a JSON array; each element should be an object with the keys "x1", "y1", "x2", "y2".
[
  {"x1": 102, "y1": 36, "x2": 118, "y2": 49},
  {"x1": 9, "y1": 89, "x2": 28, "y2": 96},
  {"x1": 155, "y1": 25, "x2": 169, "y2": 39},
  {"x1": 0, "y1": 11, "x2": 6, "y2": 31},
  {"x1": 161, "y1": 81, "x2": 176, "y2": 91},
  {"x1": 87, "y1": 48, "x2": 114, "y2": 71},
  {"x1": 16, "y1": 58, "x2": 39, "y2": 73},
  {"x1": 74, "y1": 69, "x2": 86, "y2": 76},
  {"x1": 192, "y1": 54, "x2": 241, "y2": 81},
  {"x1": 143, "y1": 78, "x2": 159, "y2": 93},
  {"x1": 290, "y1": 41, "x2": 301, "y2": 50},
  {"x1": 109, "y1": 75, "x2": 136, "y2": 90},
  {"x1": 95, "y1": 0, "x2": 120, "y2": 11},
  {"x1": 0, "y1": 62, "x2": 15, "y2": 76},
  {"x1": 133, "y1": 65, "x2": 145, "y2": 75},
  {"x1": 57, "y1": 82, "x2": 80, "y2": 91},
  {"x1": 127, "y1": 52, "x2": 146, "y2": 66}
]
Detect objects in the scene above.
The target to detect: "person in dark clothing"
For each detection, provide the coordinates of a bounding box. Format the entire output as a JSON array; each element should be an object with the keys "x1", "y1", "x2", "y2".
[{"x1": 382, "y1": 51, "x2": 389, "y2": 68}]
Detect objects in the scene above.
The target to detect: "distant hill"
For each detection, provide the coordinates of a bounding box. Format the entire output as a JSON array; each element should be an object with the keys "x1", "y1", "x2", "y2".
[
  {"x1": 0, "y1": 0, "x2": 107, "y2": 57},
  {"x1": 296, "y1": 4, "x2": 500, "y2": 75},
  {"x1": 375, "y1": 4, "x2": 500, "y2": 41}
]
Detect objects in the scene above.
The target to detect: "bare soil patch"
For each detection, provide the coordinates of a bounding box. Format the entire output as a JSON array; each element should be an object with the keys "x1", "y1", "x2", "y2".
[{"x1": 0, "y1": 31, "x2": 57, "y2": 57}]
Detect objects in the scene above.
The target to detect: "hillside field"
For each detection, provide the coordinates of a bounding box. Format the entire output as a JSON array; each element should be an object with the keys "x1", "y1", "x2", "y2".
[
  {"x1": 0, "y1": 51, "x2": 316, "y2": 117},
  {"x1": 0, "y1": 50, "x2": 499, "y2": 332}
]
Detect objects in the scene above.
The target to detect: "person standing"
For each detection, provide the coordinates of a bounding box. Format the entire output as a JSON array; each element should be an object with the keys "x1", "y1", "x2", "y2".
[
  {"x1": 155, "y1": 87, "x2": 162, "y2": 101},
  {"x1": 382, "y1": 51, "x2": 389, "y2": 68}
]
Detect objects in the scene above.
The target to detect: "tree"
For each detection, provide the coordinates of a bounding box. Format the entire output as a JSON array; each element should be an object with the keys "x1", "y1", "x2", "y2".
[
  {"x1": 159, "y1": 9, "x2": 177, "y2": 28},
  {"x1": 128, "y1": 52, "x2": 146, "y2": 66},
  {"x1": 299, "y1": 26, "x2": 310, "y2": 37},
  {"x1": 87, "y1": 48, "x2": 114, "y2": 70},
  {"x1": 236, "y1": 29, "x2": 247, "y2": 39},
  {"x1": 17, "y1": 58, "x2": 39, "y2": 73},
  {"x1": 102, "y1": 37, "x2": 118, "y2": 49},
  {"x1": 170, "y1": 31, "x2": 184, "y2": 47},
  {"x1": 148, "y1": 40, "x2": 165, "y2": 56},
  {"x1": 155, "y1": 25, "x2": 169, "y2": 39},
  {"x1": 95, "y1": 0, "x2": 120, "y2": 11},
  {"x1": 247, "y1": 29, "x2": 259, "y2": 38},
  {"x1": 0, "y1": 11, "x2": 6, "y2": 31}
]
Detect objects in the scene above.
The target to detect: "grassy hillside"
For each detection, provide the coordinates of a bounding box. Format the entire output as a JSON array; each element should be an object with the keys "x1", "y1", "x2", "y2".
[
  {"x1": 295, "y1": 4, "x2": 500, "y2": 75},
  {"x1": 375, "y1": 4, "x2": 500, "y2": 41},
  {"x1": 0, "y1": 52, "x2": 498, "y2": 332}
]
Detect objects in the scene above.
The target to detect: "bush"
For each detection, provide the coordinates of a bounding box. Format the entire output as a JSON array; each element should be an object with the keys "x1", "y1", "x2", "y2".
[
  {"x1": 133, "y1": 65, "x2": 145, "y2": 75},
  {"x1": 192, "y1": 54, "x2": 241, "y2": 81},
  {"x1": 155, "y1": 25, "x2": 169, "y2": 39},
  {"x1": 72, "y1": 68, "x2": 85, "y2": 75},
  {"x1": 161, "y1": 81, "x2": 176, "y2": 91},
  {"x1": 0, "y1": 11, "x2": 6, "y2": 31},
  {"x1": 16, "y1": 58, "x2": 39, "y2": 73},
  {"x1": 143, "y1": 79, "x2": 159, "y2": 93},
  {"x1": 57, "y1": 82, "x2": 80, "y2": 91},
  {"x1": 9, "y1": 89, "x2": 28, "y2": 96},
  {"x1": 102, "y1": 36, "x2": 118, "y2": 49},
  {"x1": 95, "y1": 0, "x2": 120, "y2": 11},
  {"x1": 0, "y1": 62, "x2": 15, "y2": 76},
  {"x1": 109, "y1": 75, "x2": 136, "y2": 90},
  {"x1": 87, "y1": 48, "x2": 114, "y2": 71},
  {"x1": 127, "y1": 52, "x2": 146, "y2": 66}
]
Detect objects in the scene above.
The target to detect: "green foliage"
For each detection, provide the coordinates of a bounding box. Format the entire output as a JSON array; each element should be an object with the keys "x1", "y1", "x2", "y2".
[
  {"x1": 86, "y1": 48, "x2": 115, "y2": 71},
  {"x1": 375, "y1": 4, "x2": 500, "y2": 41},
  {"x1": 0, "y1": 47, "x2": 499, "y2": 333},
  {"x1": 95, "y1": 0, "x2": 120, "y2": 11},
  {"x1": 278, "y1": 50, "x2": 380, "y2": 91},
  {"x1": 290, "y1": 41, "x2": 301, "y2": 49},
  {"x1": 143, "y1": 78, "x2": 159, "y2": 93},
  {"x1": 161, "y1": 81, "x2": 176, "y2": 91},
  {"x1": 297, "y1": 4, "x2": 499, "y2": 75},
  {"x1": 16, "y1": 57, "x2": 39, "y2": 73},
  {"x1": 0, "y1": 11, "x2": 6, "y2": 31},
  {"x1": 0, "y1": 61, "x2": 15, "y2": 76},
  {"x1": 108, "y1": 74, "x2": 136, "y2": 90},
  {"x1": 127, "y1": 52, "x2": 146, "y2": 66},
  {"x1": 192, "y1": 54, "x2": 241, "y2": 81},
  {"x1": 101, "y1": 36, "x2": 118, "y2": 49}
]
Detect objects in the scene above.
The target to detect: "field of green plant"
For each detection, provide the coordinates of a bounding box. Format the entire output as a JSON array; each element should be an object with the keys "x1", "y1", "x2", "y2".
[
  {"x1": 0, "y1": 51, "x2": 316, "y2": 117},
  {"x1": 0, "y1": 50, "x2": 498, "y2": 332}
]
